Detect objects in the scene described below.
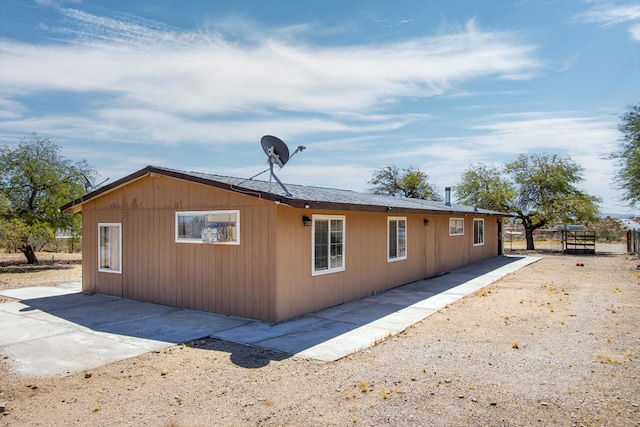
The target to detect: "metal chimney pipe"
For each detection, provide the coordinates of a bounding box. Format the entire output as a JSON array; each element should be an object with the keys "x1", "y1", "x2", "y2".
[{"x1": 445, "y1": 187, "x2": 451, "y2": 206}]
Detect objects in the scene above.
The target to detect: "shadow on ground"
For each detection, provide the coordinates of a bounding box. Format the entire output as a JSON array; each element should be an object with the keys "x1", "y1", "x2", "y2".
[
  {"x1": 185, "y1": 338, "x2": 291, "y2": 369},
  {"x1": 0, "y1": 260, "x2": 81, "y2": 274},
  {"x1": 2, "y1": 254, "x2": 532, "y2": 373}
]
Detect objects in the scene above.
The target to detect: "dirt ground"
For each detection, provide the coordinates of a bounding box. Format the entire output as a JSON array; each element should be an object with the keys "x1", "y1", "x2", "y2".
[
  {"x1": 0, "y1": 252, "x2": 81, "y2": 304},
  {"x1": 1, "y1": 248, "x2": 639, "y2": 426}
]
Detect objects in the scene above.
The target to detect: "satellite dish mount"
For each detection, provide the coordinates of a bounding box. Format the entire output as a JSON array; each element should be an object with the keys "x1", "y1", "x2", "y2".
[
  {"x1": 260, "y1": 135, "x2": 305, "y2": 197},
  {"x1": 82, "y1": 172, "x2": 109, "y2": 193}
]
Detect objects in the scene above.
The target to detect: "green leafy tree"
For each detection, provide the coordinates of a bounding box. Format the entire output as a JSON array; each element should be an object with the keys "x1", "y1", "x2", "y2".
[
  {"x1": 456, "y1": 153, "x2": 601, "y2": 250},
  {"x1": 0, "y1": 134, "x2": 95, "y2": 264},
  {"x1": 611, "y1": 105, "x2": 640, "y2": 207},
  {"x1": 369, "y1": 165, "x2": 442, "y2": 201}
]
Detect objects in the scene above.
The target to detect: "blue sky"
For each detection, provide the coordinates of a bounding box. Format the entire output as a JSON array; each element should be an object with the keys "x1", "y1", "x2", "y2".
[{"x1": 1, "y1": 0, "x2": 639, "y2": 215}]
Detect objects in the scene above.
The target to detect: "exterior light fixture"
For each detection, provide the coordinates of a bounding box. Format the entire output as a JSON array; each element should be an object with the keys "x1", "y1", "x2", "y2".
[
  {"x1": 303, "y1": 215, "x2": 312, "y2": 226},
  {"x1": 275, "y1": 198, "x2": 281, "y2": 205},
  {"x1": 304, "y1": 202, "x2": 310, "y2": 209},
  {"x1": 424, "y1": 218, "x2": 430, "y2": 225}
]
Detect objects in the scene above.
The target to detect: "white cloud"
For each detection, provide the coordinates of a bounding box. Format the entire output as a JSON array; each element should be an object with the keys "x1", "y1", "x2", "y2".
[
  {"x1": 0, "y1": 12, "x2": 540, "y2": 119},
  {"x1": 2, "y1": 6, "x2": 632, "y2": 214},
  {"x1": 629, "y1": 22, "x2": 640, "y2": 40},
  {"x1": 55, "y1": 7, "x2": 207, "y2": 47},
  {"x1": 0, "y1": 97, "x2": 27, "y2": 119},
  {"x1": 572, "y1": 2, "x2": 640, "y2": 27},
  {"x1": 34, "y1": 0, "x2": 82, "y2": 6},
  {"x1": 558, "y1": 52, "x2": 581, "y2": 72},
  {"x1": 454, "y1": 113, "x2": 620, "y2": 209},
  {"x1": 274, "y1": 112, "x2": 622, "y2": 206},
  {"x1": 316, "y1": 112, "x2": 622, "y2": 204},
  {"x1": 34, "y1": 0, "x2": 57, "y2": 7},
  {"x1": 358, "y1": 112, "x2": 620, "y2": 166},
  {"x1": 470, "y1": 114, "x2": 619, "y2": 156},
  {"x1": 0, "y1": 10, "x2": 542, "y2": 152},
  {"x1": 572, "y1": 2, "x2": 640, "y2": 41},
  {"x1": 0, "y1": 107, "x2": 413, "y2": 148}
]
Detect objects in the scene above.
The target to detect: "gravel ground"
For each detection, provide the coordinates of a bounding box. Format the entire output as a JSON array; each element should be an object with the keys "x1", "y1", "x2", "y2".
[
  {"x1": 0, "y1": 253, "x2": 81, "y2": 304},
  {"x1": 1, "y1": 247, "x2": 639, "y2": 426}
]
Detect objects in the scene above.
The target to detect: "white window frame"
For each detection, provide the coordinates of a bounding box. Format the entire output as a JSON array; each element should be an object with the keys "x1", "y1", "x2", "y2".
[
  {"x1": 387, "y1": 216, "x2": 407, "y2": 262},
  {"x1": 98, "y1": 223, "x2": 122, "y2": 274},
  {"x1": 449, "y1": 218, "x2": 464, "y2": 236},
  {"x1": 473, "y1": 218, "x2": 485, "y2": 246},
  {"x1": 312, "y1": 214, "x2": 346, "y2": 276},
  {"x1": 175, "y1": 210, "x2": 240, "y2": 245}
]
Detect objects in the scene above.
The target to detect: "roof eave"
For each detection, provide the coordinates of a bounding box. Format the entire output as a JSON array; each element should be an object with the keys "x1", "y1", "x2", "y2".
[
  {"x1": 61, "y1": 166, "x2": 157, "y2": 214},
  {"x1": 263, "y1": 196, "x2": 506, "y2": 216},
  {"x1": 60, "y1": 165, "x2": 507, "y2": 217}
]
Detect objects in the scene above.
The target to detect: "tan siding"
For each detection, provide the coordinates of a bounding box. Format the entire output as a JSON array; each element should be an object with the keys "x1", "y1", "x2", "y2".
[
  {"x1": 80, "y1": 173, "x2": 502, "y2": 322},
  {"x1": 152, "y1": 209, "x2": 174, "y2": 305},
  {"x1": 81, "y1": 203, "x2": 97, "y2": 294},
  {"x1": 423, "y1": 215, "x2": 437, "y2": 279},
  {"x1": 272, "y1": 209, "x2": 502, "y2": 322},
  {"x1": 83, "y1": 175, "x2": 277, "y2": 321},
  {"x1": 274, "y1": 209, "x2": 438, "y2": 322},
  {"x1": 434, "y1": 216, "x2": 470, "y2": 273},
  {"x1": 386, "y1": 216, "x2": 424, "y2": 288},
  {"x1": 260, "y1": 204, "x2": 276, "y2": 321},
  {"x1": 122, "y1": 210, "x2": 148, "y2": 301},
  {"x1": 122, "y1": 178, "x2": 153, "y2": 209},
  {"x1": 245, "y1": 206, "x2": 261, "y2": 318},
  {"x1": 87, "y1": 206, "x2": 123, "y2": 296},
  {"x1": 470, "y1": 217, "x2": 499, "y2": 263},
  {"x1": 93, "y1": 188, "x2": 123, "y2": 210},
  {"x1": 174, "y1": 240, "x2": 188, "y2": 309},
  {"x1": 274, "y1": 207, "x2": 312, "y2": 319}
]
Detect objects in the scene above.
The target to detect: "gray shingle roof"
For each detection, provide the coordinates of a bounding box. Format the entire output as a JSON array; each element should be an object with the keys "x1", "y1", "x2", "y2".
[
  {"x1": 62, "y1": 165, "x2": 505, "y2": 216},
  {"x1": 160, "y1": 166, "x2": 504, "y2": 216}
]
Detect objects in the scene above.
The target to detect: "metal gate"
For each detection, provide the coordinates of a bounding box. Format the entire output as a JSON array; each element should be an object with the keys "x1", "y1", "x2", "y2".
[{"x1": 562, "y1": 230, "x2": 595, "y2": 254}]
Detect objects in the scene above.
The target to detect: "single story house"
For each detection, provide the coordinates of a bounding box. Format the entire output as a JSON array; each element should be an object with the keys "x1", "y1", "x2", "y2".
[{"x1": 62, "y1": 165, "x2": 505, "y2": 323}]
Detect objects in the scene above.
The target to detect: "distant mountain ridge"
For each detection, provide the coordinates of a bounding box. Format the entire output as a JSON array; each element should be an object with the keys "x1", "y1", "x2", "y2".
[{"x1": 602, "y1": 213, "x2": 639, "y2": 219}]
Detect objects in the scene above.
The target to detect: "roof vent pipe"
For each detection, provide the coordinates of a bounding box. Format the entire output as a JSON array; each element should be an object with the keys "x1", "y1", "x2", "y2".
[{"x1": 445, "y1": 187, "x2": 451, "y2": 206}]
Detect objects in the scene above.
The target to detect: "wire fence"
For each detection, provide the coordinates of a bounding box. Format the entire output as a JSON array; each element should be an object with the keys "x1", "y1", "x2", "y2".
[
  {"x1": 502, "y1": 226, "x2": 618, "y2": 253},
  {"x1": 503, "y1": 226, "x2": 565, "y2": 252}
]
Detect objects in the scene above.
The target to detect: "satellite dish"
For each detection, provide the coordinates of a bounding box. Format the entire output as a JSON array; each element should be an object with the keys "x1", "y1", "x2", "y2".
[
  {"x1": 259, "y1": 135, "x2": 306, "y2": 198},
  {"x1": 261, "y1": 135, "x2": 290, "y2": 168},
  {"x1": 82, "y1": 172, "x2": 109, "y2": 193}
]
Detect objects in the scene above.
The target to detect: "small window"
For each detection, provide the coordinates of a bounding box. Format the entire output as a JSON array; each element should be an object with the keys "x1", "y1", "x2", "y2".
[
  {"x1": 176, "y1": 210, "x2": 240, "y2": 244},
  {"x1": 474, "y1": 218, "x2": 485, "y2": 246},
  {"x1": 98, "y1": 223, "x2": 121, "y2": 274},
  {"x1": 449, "y1": 218, "x2": 464, "y2": 236},
  {"x1": 312, "y1": 215, "x2": 345, "y2": 276},
  {"x1": 388, "y1": 217, "x2": 407, "y2": 262}
]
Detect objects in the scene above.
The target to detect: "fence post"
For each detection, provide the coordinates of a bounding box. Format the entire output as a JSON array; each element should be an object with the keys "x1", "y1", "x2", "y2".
[{"x1": 628, "y1": 230, "x2": 640, "y2": 255}]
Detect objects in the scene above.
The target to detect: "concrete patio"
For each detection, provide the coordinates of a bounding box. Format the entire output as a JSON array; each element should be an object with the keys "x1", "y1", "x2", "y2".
[{"x1": 0, "y1": 255, "x2": 539, "y2": 376}]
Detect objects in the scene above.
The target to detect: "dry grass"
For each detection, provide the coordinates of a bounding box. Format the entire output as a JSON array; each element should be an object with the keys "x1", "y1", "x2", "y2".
[{"x1": 594, "y1": 355, "x2": 621, "y2": 365}]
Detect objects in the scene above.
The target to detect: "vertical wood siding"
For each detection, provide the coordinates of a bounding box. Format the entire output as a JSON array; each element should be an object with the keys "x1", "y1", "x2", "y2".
[
  {"x1": 81, "y1": 174, "x2": 502, "y2": 322},
  {"x1": 82, "y1": 175, "x2": 276, "y2": 321},
  {"x1": 272, "y1": 209, "x2": 500, "y2": 322},
  {"x1": 82, "y1": 205, "x2": 123, "y2": 296}
]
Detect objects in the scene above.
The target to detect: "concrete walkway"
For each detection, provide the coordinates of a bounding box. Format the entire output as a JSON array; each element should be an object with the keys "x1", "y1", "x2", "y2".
[{"x1": 0, "y1": 255, "x2": 539, "y2": 376}]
